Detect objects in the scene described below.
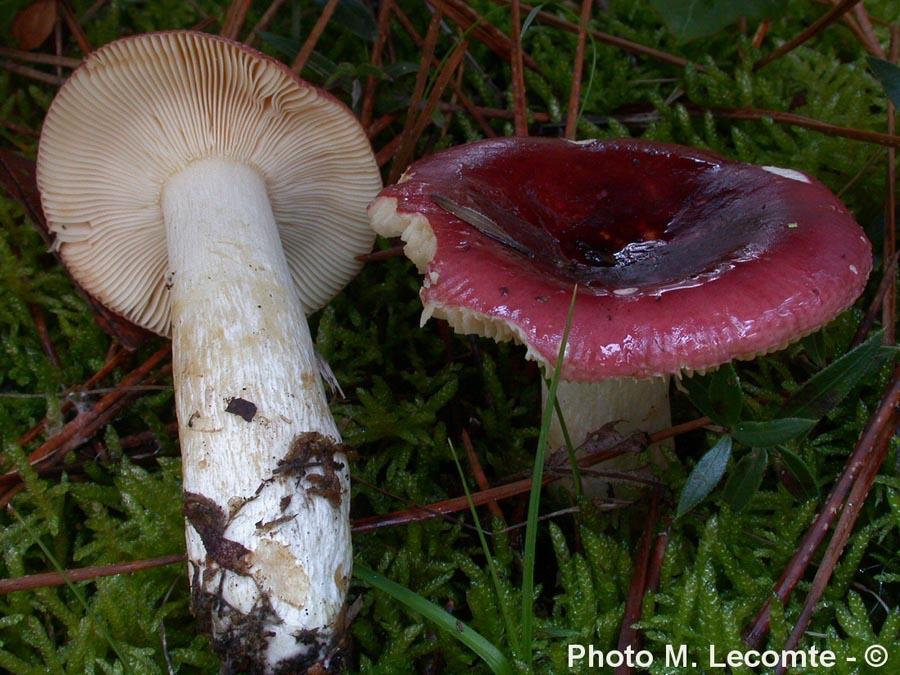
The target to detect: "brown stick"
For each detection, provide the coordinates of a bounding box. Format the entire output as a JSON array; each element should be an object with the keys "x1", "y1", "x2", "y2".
[
  {"x1": 851, "y1": 252, "x2": 898, "y2": 348},
  {"x1": 2, "y1": 424, "x2": 175, "y2": 488},
  {"x1": 375, "y1": 134, "x2": 403, "y2": 168},
  {"x1": 53, "y1": 1, "x2": 63, "y2": 80},
  {"x1": 431, "y1": 0, "x2": 539, "y2": 71},
  {"x1": 402, "y1": 38, "x2": 470, "y2": 160},
  {"x1": 353, "y1": 475, "x2": 543, "y2": 533},
  {"x1": 57, "y1": 0, "x2": 91, "y2": 55},
  {"x1": 28, "y1": 304, "x2": 61, "y2": 368},
  {"x1": 0, "y1": 553, "x2": 186, "y2": 595},
  {"x1": 883, "y1": 30, "x2": 898, "y2": 344},
  {"x1": 244, "y1": 0, "x2": 287, "y2": 46},
  {"x1": 78, "y1": 0, "x2": 109, "y2": 25},
  {"x1": 0, "y1": 59, "x2": 64, "y2": 85},
  {"x1": 360, "y1": 0, "x2": 394, "y2": 129},
  {"x1": 645, "y1": 515, "x2": 670, "y2": 594},
  {"x1": 0, "y1": 46, "x2": 81, "y2": 68},
  {"x1": 650, "y1": 415, "x2": 713, "y2": 444},
  {"x1": 353, "y1": 417, "x2": 710, "y2": 533},
  {"x1": 754, "y1": 0, "x2": 863, "y2": 70},
  {"x1": 367, "y1": 113, "x2": 400, "y2": 140},
  {"x1": 15, "y1": 346, "x2": 130, "y2": 448},
  {"x1": 751, "y1": 20, "x2": 772, "y2": 49},
  {"x1": 0, "y1": 119, "x2": 39, "y2": 137},
  {"x1": 188, "y1": 16, "x2": 216, "y2": 33},
  {"x1": 773, "y1": 409, "x2": 897, "y2": 675},
  {"x1": 387, "y1": 7, "x2": 441, "y2": 183},
  {"x1": 492, "y1": 0, "x2": 695, "y2": 70},
  {"x1": 462, "y1": 428, "x2": 506, "y2": 524},
  {"x1": 688, "y1": 104, "x2": 900, "y2": 148},
  {"x1": 2, "y1": 345, "x2": 170, "y2": 484},
  {"x1": 355, "y1": 243, "x2": 405, "y2": 262},
  {"x1": 565, "y1": 0, "x2": 593, "y2": 140},
  {"x1": 291, "y1": 0, "x2": 341, "y2": 75},
  {"x1": 219, "y1": 0, "x2": 253, "y2": 40},
  {"x1": 849, "y1": 1, "x2": 886, "y2": 58},
  {"x1": 508, "y1": 0, "x2": 528, "y2": 136},
  {"x1": 744, "y1": 360, "x2": 900, "y2": 647},
  {"x1": 391, "y1": 3, "x2": 497, "y2": 138},
  {"x1": 437, "y1": 101, "x2": 551, "y2": 122},
  {"x1": 615, "y1": 489, "x2": 661, "y2": 675}
]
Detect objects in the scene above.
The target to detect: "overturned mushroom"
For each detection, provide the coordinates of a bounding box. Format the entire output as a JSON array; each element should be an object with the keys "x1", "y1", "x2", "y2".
[
  {"x1": 37, "y1": 31, "x2": 381, "y2": 674},
  {"x1": 368, "y1": 137, "x2": 872, "y2": 484}
]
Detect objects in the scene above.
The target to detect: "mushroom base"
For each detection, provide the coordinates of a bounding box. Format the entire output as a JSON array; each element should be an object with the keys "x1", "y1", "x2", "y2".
[{"x1": 164, "y1": 159, "x2": 352, "y2": 673}]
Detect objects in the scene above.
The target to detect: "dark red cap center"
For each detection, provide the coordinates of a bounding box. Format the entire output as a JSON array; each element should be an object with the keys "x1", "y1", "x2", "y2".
[{"x1": 430, "y1": 141, "x2": 796, "y2": 294}]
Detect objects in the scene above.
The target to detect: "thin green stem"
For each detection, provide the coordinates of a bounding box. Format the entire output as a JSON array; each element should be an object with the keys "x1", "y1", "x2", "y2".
[
  {"x1": 521, "y1": 285, "x2": 578, "y2": 667},
  {"x1": 448, "y1": 439, "x2": 524, "y2": 660}
]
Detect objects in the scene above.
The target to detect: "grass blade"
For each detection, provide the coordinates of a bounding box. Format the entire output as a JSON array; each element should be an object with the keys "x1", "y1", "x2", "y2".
[
  {"x1": 448, "y1": 439, "x2": 522, "y2": 660},
  {"x1": 521, "y1": 285, "x2": 578, "y2": 666},
  {"x1": 8, "y1": 506, "x2": 134, "y2": 675},
  {"x1": 354, "y1": 563, "x2": 514, "y2": 675}
]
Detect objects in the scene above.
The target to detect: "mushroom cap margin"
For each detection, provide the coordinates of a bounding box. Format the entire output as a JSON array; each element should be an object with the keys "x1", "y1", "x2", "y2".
[
  {"x1": 37, "y1": 30, "x2": 382, "y2": 336},
  {"x1": 369, "y1": 137, "x2": 873, "y2": 382}
]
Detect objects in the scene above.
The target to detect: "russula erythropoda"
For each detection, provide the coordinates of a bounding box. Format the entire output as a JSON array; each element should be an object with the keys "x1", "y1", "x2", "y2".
[
  {"x1": 37, "y1": 30, "x2": 381, "y2": 674},
  {"x1": 368, "y1": 137, "x2": 872, "y2": 482}
]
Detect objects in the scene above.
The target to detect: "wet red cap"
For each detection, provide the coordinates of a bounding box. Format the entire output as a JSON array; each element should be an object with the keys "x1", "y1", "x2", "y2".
[{"x1": 368, "y1": 137, "x2": 872, "y2": 381}]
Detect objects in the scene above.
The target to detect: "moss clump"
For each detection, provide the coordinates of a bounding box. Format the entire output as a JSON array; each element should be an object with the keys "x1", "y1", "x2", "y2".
[{"x1": 2, "y1": 0, "x2": 899, "y2": 672}]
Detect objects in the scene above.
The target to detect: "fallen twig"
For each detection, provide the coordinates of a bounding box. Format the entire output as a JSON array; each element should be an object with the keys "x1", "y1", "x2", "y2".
[
  {"x1": 754, "y1": 0, "x2": 863, "y2": 70},
  {"x1": 0, "y1": 345, "x2": 171, "y2": 505},
  {"x1": 564, "y1": 0, "x2": 593, "y2": 140},
  {"x1": 219, "y1": 0, "x2": 252, "y2": 39},
  {"x1": 508, "y1": 0, "x2": 528, "y2": 136},
  {"x1": 352, "y1": 417, "x2": 708, "y2": 533},
  {"x1": 745, "y1": 359, "x2": 900, "y2": 649},
  {"x1": 687, "y1": 104, "x2": 900, "y2": 148},
  {"x1": 615, "y1": 489, "x2": 669, "y2": 675},
  {"x1": 291, "y1": 0, "x2": 340, "y2": 75},
  {"x1": 0, "y1": 553, "x2": 186, "y2": 595}
]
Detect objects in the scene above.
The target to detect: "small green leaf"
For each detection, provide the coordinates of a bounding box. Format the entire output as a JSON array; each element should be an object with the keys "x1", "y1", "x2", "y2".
[
  {"x1": 677, "y1": 435, "x2": 732, "y2": 517},
  {"x1": 732, "y1": 418, "x2": 816, "y2": 446},
  {"x1": 682, "y1": 363, "x2": 742, "y2": 426},
  {"x1": 779, "y1": 331, "x2": 893, "y2": 420},
  {"x1": 800, "y1": 330, "x2": 829, "y2": 369},
  {"x1": 652, "y1": 0, "x2": 785, "y2": 42},
  {"x1": 314, "y1": 0, "x2": 377, "y2": 42},
  {"x1": 384, "y1": 61, "x2": 421, "y2": 79},
  {"x1": 774, "y1": 448, "x2": 818, "y2": 500},
  {"x1": 521, "y1": 4, "x2": 545, "y2": 37},
  {"x1": 254, "y1": 31, "x2": 300, "y2": 58},
  {"x1": 868, "y1": 57, "x2": 900, "y2": 108},
  {"x1": 722, "y1": 448, "x2": 768, "y2": 511}
]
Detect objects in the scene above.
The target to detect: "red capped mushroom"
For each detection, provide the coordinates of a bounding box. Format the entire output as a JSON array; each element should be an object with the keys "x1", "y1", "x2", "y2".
[{"x1": 368, "y1": 137, "x2": 872, "y2": 479}]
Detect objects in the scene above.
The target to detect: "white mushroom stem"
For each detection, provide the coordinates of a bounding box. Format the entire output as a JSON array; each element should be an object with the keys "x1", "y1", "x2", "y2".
[
  {"x1": 545, "y1": 377, "x2": 671, "y2": 495},
  {"x1": 164, "y1": 157, "x2": 351, "y2": 672}
]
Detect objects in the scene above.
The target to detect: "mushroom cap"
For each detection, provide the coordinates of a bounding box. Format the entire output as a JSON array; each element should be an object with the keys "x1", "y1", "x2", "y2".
[
  {"x1": 368, "y1": 137, "x2": 873, "y2": 381},
  {"x1": 37, "y1": 30, "x2": 381, "y2": 336}
]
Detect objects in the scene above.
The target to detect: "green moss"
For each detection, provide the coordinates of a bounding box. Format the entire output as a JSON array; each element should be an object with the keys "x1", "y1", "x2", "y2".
[{"x1": 2, "y1": 0, "x2": 899, "y2": 672}]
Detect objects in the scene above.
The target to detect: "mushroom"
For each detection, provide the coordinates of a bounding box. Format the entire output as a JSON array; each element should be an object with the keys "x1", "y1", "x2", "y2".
[
  {"x1": 36, "y1": 31, "x2": 381, "y2": 674},
  {"x1": 368, "y1": 137, "x2": 872, "y2": 488}
]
